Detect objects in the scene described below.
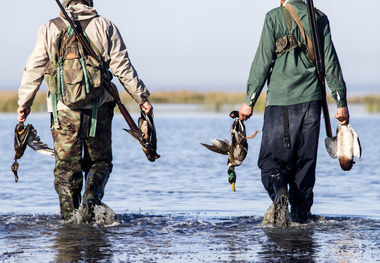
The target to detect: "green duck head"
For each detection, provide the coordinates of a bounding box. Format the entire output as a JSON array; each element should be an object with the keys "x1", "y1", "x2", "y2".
[{"x1": 227, "y1": 165, "x2": 236, "y2": 191}]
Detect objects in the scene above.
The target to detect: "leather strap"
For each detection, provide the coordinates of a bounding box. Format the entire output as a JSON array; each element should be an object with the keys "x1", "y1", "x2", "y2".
[
  {"x1": 284, "y1": 4, "x2": 315, "y2": 63},
  {"x1": 283, "y1": 7, "x2": 293, "y2": 31},
  {"x1": 283, "y1": 106, "x2": 290, "y2": 149}
]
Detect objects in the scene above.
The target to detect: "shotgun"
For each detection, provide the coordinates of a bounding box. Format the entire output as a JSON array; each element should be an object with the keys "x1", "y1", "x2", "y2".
[
  {"x1": 54, "y1": 0, "x2": 159, "y2": 161},
  {"x1": 306, "y1": 0, "x2": 332, "y2": 138}
]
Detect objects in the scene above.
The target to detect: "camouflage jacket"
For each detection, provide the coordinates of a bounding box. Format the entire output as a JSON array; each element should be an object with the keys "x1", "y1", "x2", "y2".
[{"x1": 18, "y1": 4, "x2": 150, "y2": 111}]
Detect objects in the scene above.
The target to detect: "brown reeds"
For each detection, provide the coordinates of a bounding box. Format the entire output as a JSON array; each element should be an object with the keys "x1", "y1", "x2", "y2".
[
  {"x1": 1, "y1": 90, "x2": 379, "y2": 113},
  {"x1": 0, "y1": 91, "x2": 47, "y2": 112}
]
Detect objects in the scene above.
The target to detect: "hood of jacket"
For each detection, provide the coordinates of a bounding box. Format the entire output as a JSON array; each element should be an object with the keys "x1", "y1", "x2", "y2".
[
  {"x1": 61, "y1": 4, "x2": 98, "y2": 21},
  {"x1": 62, "y1": 0, "x2": 93, "y2": 8}
]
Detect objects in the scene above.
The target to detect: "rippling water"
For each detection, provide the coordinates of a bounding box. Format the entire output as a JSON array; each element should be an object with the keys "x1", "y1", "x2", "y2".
[{"x1": 0, "y1": 107, "x2": 379, "y2": 262}]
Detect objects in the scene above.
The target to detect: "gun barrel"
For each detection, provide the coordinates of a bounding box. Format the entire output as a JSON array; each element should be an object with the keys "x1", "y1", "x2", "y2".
[{"x1": 306, "y1": 0, "x2": 332, "y2": 138}]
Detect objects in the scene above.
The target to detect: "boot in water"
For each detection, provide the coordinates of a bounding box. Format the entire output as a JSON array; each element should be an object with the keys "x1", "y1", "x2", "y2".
[{"x1": 273, "y1": 187, "x2": 290, "y2": 228}]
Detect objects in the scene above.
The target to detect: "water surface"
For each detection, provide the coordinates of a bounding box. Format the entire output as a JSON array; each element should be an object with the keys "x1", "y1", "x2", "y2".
[{"x1": 1, "y1": 109, "x2": 379, "y2": 262}]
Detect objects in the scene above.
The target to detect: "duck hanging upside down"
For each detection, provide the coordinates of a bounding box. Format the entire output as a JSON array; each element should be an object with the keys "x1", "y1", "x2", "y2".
[
  {"x1": 11, "y1": 122, "x2": 54, "y2": 182},
  {"x1": 325, "y1": 124, "x2": 362, "y2": 171},
  {"x1": 201, "y1": 111, "x2": 259, "y2": 191}
]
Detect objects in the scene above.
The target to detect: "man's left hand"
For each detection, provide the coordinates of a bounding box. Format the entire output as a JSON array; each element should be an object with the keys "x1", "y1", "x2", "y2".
[{"x1": 334, "y1": 106, "x2": 349, "y2": 125}]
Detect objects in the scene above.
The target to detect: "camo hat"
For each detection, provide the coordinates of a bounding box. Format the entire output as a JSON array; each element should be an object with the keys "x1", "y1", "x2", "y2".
[{"x1": 62, "y1": 0, "x2": 93, "y2": 8}]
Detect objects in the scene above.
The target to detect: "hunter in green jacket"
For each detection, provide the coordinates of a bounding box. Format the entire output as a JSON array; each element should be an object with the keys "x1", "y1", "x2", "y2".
[{"x1": 239, "y1": 0, "x2": 350, "y2": 225}]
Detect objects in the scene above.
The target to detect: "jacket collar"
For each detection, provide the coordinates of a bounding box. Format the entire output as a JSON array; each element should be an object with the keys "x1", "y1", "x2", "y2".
[{"x1": 283, "y1": 0, "x2": 305, "y2": 5}]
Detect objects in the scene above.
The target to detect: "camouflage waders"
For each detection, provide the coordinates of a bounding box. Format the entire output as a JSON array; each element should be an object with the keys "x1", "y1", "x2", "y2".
[{"x1": 51, "y1": 102, "x2": 115, "y2": 220}]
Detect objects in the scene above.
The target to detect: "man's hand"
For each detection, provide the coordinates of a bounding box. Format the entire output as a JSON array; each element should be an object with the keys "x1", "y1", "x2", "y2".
[
  {"x1": 239, "y1": 103, "x2": 253, "y2": 121},
  {"x1": 140, "y1": 101, "x2": 153, "y2": 115},
  {"x1": 334, "y1": 106, "x2": 349, "y2": 125},
  {"x1": 17, "y1": 107, "x2": 31, "y2": 122}
]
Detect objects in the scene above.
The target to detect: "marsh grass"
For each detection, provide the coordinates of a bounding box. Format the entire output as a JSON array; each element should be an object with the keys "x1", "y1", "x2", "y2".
[
  {"x1": 2, "y1": 90, "x2": 379, "y2": 113},
  {"x1": 0, "y1": 91, "x2": 46, "y2": 113},
  {"x1": 347, "y1": 95, "x2": 380, "y2": 113}
]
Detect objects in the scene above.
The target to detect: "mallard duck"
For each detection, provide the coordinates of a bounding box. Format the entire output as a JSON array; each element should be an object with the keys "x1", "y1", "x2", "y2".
[
  {"x1": 11, "y1": 123, "x2": 54, "y2": 182},
  {"x1": 124, "y1": 110, "x2": 160, "y2": 162},
  {"x1": 201, "y1": 111, "x2": 259, "y2": 191},
  {"x1": 325, "y1": 124, "x2": 361, "y2": 171}
]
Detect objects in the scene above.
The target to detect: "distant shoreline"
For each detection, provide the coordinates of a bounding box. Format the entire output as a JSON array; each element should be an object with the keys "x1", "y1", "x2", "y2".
[{"x1": 1, "y1": 90, "x2": 379, "y2": 113}]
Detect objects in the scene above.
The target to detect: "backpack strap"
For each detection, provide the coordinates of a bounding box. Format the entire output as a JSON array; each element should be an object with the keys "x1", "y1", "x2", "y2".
[
  {"x1": 78, "y1": 18, "x2": 95, "y2": 31},
  {"x1": 89, "y1": 98, "x2": 99, "y2": 137},
  {"x1": 284, "y1": 4, "x2": 316, "y2": 63},
  {"x1": 50, "y1": 16, "x2": 97, "y2": 31},
  {"x1": 50, "y1": 17, "x2": 67, "y2": 31}
]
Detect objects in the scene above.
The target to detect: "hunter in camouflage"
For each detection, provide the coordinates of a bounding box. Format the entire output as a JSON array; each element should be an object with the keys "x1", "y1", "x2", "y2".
[{"x1": 17, "y1": 0, "x2": 153, "y2": 221}]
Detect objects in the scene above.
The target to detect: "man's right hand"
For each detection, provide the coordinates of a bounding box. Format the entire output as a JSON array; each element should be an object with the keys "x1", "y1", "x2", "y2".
[
  {"x1": 334, "y1": 106, "x2": 349, "y2": 125},
  {"x1": 239, "y1": 103, "x2": 253, "y2": 121},
  {"x1": 140, "y1": 101, "x2": 153, "y2": 115},
  {"x1": 17, "y1": 107, "x2": 30, "y2": 122}
]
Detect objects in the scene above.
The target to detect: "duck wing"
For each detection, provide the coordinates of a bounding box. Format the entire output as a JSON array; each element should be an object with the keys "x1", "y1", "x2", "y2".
[
  {"x1": 201, "y1": 139, "x2": 230, "y2": 155},
  {"x1": 349, "y1": 125, "x2": 362, "y2": 159},
  {"x1": 229, "y1": 138, "x2": 247, "y2": 166},
  {"x1": 26, "y1": 125, "x2": 54, "y2": 156}
]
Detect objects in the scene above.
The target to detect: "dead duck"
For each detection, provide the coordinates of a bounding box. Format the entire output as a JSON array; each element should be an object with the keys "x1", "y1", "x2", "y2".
[
  {"x1": 124, "y1": 110, "x2": 160, "y2": 162},
  {"x1": 11, "y1": 122, "x2": 54, "y2": 182},
  {"x1": 325, "y1": 124, "x2": 362, "y2": 171},
  {"x1": 201, "y1": 111, "x2": 259, "y2": 191}
]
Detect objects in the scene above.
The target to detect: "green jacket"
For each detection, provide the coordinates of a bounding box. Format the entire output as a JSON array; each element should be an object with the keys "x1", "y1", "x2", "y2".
[{"x1": 244, "y1": 0, "x2": 347, "y2": 108}]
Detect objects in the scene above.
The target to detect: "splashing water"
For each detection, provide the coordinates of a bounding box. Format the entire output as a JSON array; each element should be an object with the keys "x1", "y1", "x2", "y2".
[
  {"x1": 262, "y1": 203, "x2": 276, "y2": 226},
  {"x1": 69, "y1": 203, "x2": 118, "y2": 226},
  {"x1": 261, "y1": 202, "x2": 290, "y2": 227},
  {"x1": 261, "y1": 190, "x2": 291, "y2": 228}
]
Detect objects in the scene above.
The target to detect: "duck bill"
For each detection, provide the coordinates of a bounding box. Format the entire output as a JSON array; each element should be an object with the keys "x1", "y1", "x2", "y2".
[
  {"x1": 325, "y1": 136, "x2": 338, "y2": 159},
  {"x1": 231, "y1": 182, "x2": 236, "y2": 192}
]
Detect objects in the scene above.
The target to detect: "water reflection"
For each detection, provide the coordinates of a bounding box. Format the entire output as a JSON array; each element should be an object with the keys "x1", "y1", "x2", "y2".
[
  {"x1": 260, "y1": 227, "x2": 316, "y2": 262},
  {"x1": 53, "y1": 224, "x2": 113, "y2": 262}
]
